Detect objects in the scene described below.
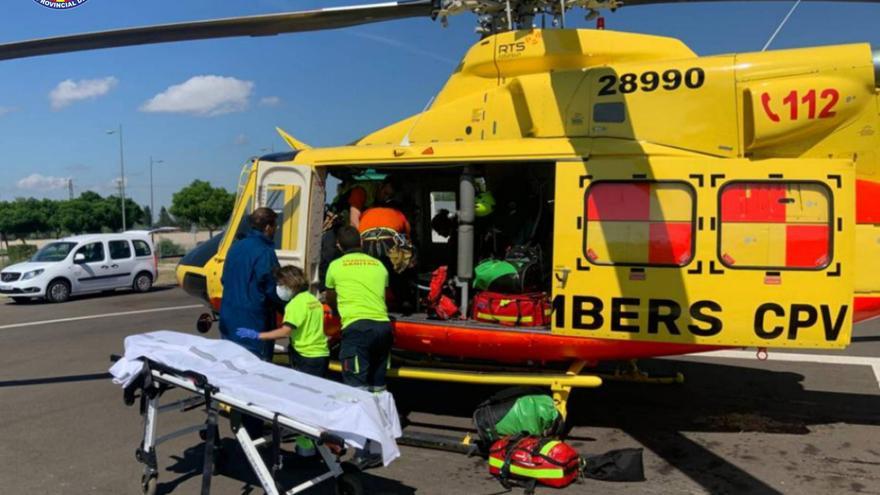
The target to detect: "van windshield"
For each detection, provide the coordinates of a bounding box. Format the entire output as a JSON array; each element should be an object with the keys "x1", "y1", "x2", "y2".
[{"x1": 31, "y1": 242, "x2": 77, "y2": 262}]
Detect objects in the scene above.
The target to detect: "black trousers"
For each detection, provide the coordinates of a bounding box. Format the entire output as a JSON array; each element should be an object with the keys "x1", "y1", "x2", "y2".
[
  {"x1": 288, "y1": 347, "x2": 329, "y2": 378},
  {"x1": 339, "y1": 320, "x2": 393, "y2": 390}
]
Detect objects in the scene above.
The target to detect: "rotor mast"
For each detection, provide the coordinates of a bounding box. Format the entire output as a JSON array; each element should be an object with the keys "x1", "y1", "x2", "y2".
[{"x1": 435, "y1": 1, "x2": 622, "y2": 34}]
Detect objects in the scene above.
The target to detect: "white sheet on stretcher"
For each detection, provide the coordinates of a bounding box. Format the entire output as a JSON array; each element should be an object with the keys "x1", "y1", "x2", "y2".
[{"x1": 109, "y1": 330, "x2": 402, "y2": 465}]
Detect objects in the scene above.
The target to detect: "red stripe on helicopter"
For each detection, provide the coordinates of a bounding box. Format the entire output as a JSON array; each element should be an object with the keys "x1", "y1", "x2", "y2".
[
  {"x1": 390, "y1": 319, "x2": 725, "y2": 363},
  {"x1": 856, "y1": 179, "x2": 880, "y2": 224},
  {"x1": 648, "y1": 222, "x2": 693, "y2": 265},
  {"x1": 720, "y1": 183, "x2": 786, "y2": 223},
  {"x1": 586, "y1": 182, "x2": 650, "y2": 221},
  {"x1": 785, "y1": 224, "x2": 830, "y2": 269},
  {"x1": 854, "y1": 296, "x2": 880, "y2": 323}
]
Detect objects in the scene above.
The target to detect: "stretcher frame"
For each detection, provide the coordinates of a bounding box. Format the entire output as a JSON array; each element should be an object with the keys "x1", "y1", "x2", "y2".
[{"x1": 122, "y1": 358, "x2": 360, "y2": 495}]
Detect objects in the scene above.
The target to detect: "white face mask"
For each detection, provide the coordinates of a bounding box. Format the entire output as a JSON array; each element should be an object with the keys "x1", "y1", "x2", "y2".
[{"x1": 276, "y1": 285, "x2": 294, "y2": 302}]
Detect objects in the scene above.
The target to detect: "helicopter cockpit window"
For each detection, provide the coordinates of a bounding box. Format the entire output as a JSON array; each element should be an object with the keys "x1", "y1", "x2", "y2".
[
  {"x1": 593, "y1": 102, "x2": 626, "y2": 123},
  {"x1": 584, "y1": 181, "x2": 695, "y2": 267},
  {"x1": 718, "y1": 181, "x2": 832, "y2": 270},
  {"x1": 265, "y1": 184, "x2": 301, "y2": 251},
  {"x1": 266, "y1": 186, "x2": 287, "y2": 250},
  {"x1": 233, "y1": 197, "x2": 253, "y2": 241}
]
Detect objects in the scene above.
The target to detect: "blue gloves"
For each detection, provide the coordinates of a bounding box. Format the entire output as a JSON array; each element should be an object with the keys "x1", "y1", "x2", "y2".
[{"x1": 235, "y1": 327, "x2": 260, "y2": 340}]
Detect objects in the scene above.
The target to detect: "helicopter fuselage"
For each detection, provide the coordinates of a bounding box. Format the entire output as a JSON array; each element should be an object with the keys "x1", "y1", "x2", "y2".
[{"x1": 177, "y1": 28, "x2": 880, "y2": 363}]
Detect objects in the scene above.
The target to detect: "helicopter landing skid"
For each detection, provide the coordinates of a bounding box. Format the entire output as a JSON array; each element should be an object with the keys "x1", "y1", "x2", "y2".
[
  {"x1": 599, "y1": 359, "x2": 685, "y2": 385},
  {"x1": 269, "y1": 356, "x2": 602, "y2": 454},
  {"x1": 317, "y1": 359, "x2": 601, "y2": 420}
]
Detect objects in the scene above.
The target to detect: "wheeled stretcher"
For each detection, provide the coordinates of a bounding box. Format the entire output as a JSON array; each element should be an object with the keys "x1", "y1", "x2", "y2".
[{"x1": 109, "y1": 331, "x2": 402, "y2": 495}]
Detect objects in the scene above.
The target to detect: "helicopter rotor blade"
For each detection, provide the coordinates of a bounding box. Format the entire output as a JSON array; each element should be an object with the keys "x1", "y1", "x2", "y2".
[
  {"x1": 615, "y1": 0, "x2": 880, "y2": 6},
  {"x1": 0, "y1": 0, "x2": 435, "y2": 62}
]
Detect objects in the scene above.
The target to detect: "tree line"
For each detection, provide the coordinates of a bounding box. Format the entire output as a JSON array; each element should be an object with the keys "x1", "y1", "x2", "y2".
[{"x1": 0, "y1": 180, "x2": 235, "y2": 248}]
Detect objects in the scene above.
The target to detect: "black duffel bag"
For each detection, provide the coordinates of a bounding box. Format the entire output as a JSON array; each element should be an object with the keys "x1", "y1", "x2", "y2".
[{"x1": 583, "y1": 448, "x2": 646, "y2": 482}]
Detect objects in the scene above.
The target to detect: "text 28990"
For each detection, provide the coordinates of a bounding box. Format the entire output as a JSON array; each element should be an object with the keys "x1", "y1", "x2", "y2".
[{"x1": 598, "y1": 68, "x2": 706, "y2": 96}]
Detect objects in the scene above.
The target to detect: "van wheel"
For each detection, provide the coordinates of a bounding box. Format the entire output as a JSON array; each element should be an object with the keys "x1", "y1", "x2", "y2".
[
  {"x1": 45, "y1": 279, "x2": 71, "y2": 303},
  {"x1": 133, "y1": 272, "x2": 153, "y2": 293}
]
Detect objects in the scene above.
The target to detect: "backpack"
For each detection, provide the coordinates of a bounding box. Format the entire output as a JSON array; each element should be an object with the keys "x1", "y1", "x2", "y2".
[
  {"x1": 472, "y1": 291, "x2": 551, "y2": 327},
  {"x1": 425, "y1": 266, "x2": 459, "y2": 320},
  {"x1": 504, "y1": 244, "x2": 544, "y2": 293},
  {"x1": 473, "y1": 387, "x2": 564, "y2": 449},
  {"x1": 488, "y1": 435, "x2": 581, "y2": 494}
]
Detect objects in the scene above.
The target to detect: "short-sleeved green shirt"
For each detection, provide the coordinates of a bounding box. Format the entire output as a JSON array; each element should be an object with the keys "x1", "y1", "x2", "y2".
[
  {"x1": 325, "y1": 252, "x2": 389, "y2": 330},
  {"x1": 283, "y1": 291, "x2": 329, "y2": 358}
]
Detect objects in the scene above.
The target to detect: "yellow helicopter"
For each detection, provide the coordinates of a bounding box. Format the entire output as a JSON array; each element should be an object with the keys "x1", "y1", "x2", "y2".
[{"x1": 5, "y1": 0, "x2": 880, "y2": 412}]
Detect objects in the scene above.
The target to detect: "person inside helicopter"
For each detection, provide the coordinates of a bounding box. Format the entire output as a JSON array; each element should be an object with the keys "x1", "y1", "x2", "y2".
[
  {"x1": 359, "y1": 176, "x2": 418, "y2": 313},
  {"x1": 321, "y1": 163, "x2": 554, "y2": 325},
  {"x1": 319, "y1": 178, "x2": 377, "y2": 289}
]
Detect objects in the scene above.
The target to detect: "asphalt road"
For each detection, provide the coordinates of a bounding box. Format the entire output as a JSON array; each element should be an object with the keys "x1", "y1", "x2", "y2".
[{"x1": 1, "y1": 286, "x2": 878, "y2": 494}]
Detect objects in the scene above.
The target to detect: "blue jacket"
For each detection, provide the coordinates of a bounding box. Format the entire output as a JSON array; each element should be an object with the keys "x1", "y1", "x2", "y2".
[{"x1": 219, "y1": 229, "x2": 280, "y2": 359}]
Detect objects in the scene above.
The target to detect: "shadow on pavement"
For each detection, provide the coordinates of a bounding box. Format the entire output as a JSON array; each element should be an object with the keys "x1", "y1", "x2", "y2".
[
  {"x1": 0, "y1": 372, "x2": 111, "y2": 388},
  {"x1": 157, "y1": 438, "x2": 415, "y2": 495},
  {"x1": 389, "y1": 358, "x2": 880, "y2": 495}
]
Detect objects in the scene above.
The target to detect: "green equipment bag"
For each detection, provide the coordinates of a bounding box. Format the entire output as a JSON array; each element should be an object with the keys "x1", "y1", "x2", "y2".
[
  {"x1": 474, "y1": 245, "x2": 545, "y2": 294},
  {"x1": 473, "y1": 387, "x2": 564, "y2": 449},
  {"x1": 473, "y1": 259, "x2": 520, "y2": 292}
]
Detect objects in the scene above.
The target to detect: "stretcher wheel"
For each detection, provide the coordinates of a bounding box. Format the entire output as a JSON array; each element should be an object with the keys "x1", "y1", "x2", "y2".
[
  {"x1": 335, "y1": 472, "x2": 365, "y2": 495},
  {"x1": 141, "y1": 474, "x2": 157, "y2": 495},
  {"x1": 196, "y1": 313, "x2": 213, "y2": 334}
]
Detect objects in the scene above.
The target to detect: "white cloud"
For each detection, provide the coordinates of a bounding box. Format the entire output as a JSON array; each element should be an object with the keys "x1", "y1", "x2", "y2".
[
  {"x1": 259, "y1": 96, "x2": 281, "y2": 107},
  {"x1": 0, "y1": 106, "x2": 15, "y2": 116},
  {"x1": 49, "y1": 77, "x2": 118, "y2": 110},
  {"x1": 233, "y1": 133, "x2": 250, "y2": 145},
  {"x1": 141, "y1": 75, "x2": 254, "y2": 116},
  {"x1": 17, "y1": 174, "x2": 70, "y2": 191}
]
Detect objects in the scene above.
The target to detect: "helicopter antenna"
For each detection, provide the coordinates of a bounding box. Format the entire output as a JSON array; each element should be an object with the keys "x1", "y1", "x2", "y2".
[
  {"x1": 761, "y1": 0, "x2": 802, "y2": 52},
  {"x1": 505, "y1": 0, "x2": 514, "y2": 30},
  {"x1": 400, "y1": 95, "x2": 436, "y2": 147},
  {"x1": 559, "y1": 0, "x2": 567, "y2": 28}
]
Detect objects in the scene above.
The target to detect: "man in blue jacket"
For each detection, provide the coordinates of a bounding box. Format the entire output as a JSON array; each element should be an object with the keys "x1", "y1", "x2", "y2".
[{"x1": 219, "y1": 207, "x2": 282, "y2": 360}]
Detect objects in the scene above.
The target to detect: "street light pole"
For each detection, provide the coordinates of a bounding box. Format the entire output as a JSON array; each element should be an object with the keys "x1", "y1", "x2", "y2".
[
  {"x1": 107, "y1": 125, "x2": 126, "y2": 232},
  {"x1": 149, "y1": 156, "x2": 164, "y2": 227}
]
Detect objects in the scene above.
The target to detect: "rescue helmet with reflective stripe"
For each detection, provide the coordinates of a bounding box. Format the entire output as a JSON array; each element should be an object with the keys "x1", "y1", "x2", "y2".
[{"x1": 475, "y1": 191, "x2": 496, "y2": 217}]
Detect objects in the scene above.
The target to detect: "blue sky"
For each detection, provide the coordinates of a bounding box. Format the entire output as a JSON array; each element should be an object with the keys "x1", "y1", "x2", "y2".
[{"x1": 2, "y1": 0, "x2": 880, "y2": 214}]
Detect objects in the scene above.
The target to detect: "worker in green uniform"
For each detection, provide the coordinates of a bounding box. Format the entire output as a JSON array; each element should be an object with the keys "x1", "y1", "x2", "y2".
[
  {"x1": 237, "y1": 265, "x2": 329, "y2": 377},
  {"x1": 236, "y1": 265, "x2": 329, "y2": 456},
  {"x1": 324, "y1": 225, "x2": 392, "y2": 469}
]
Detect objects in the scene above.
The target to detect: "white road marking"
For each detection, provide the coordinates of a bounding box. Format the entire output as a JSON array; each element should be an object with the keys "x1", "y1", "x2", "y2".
[
  {"x1": 0, "y1": 305, "x2": 203, "y2": 330},
  {"x1": 684, "y1": 349, "x2": 880, "y2": 390}
]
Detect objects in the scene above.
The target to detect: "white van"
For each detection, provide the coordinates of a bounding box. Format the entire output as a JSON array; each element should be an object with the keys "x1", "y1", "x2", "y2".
[{"x1": 0, "y1": 232, "x2": 158, "y2": 303}]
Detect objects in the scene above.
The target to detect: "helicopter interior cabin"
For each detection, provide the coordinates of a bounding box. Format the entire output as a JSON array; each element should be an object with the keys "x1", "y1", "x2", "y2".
[{"x1": 317, "y1": 162, "x2": 557, "y2": 329}]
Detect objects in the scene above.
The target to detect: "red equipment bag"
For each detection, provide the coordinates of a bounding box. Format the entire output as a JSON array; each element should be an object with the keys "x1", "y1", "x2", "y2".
[
  {"x1": 473, "y1": 291, "x2": 551, "y2": 327},
  {"x1": 488, "y1": 435, "x2": 581, "y2": 493},
  {"x1": 426, "y1": 266, "x2": 459, "y2": 320}
]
